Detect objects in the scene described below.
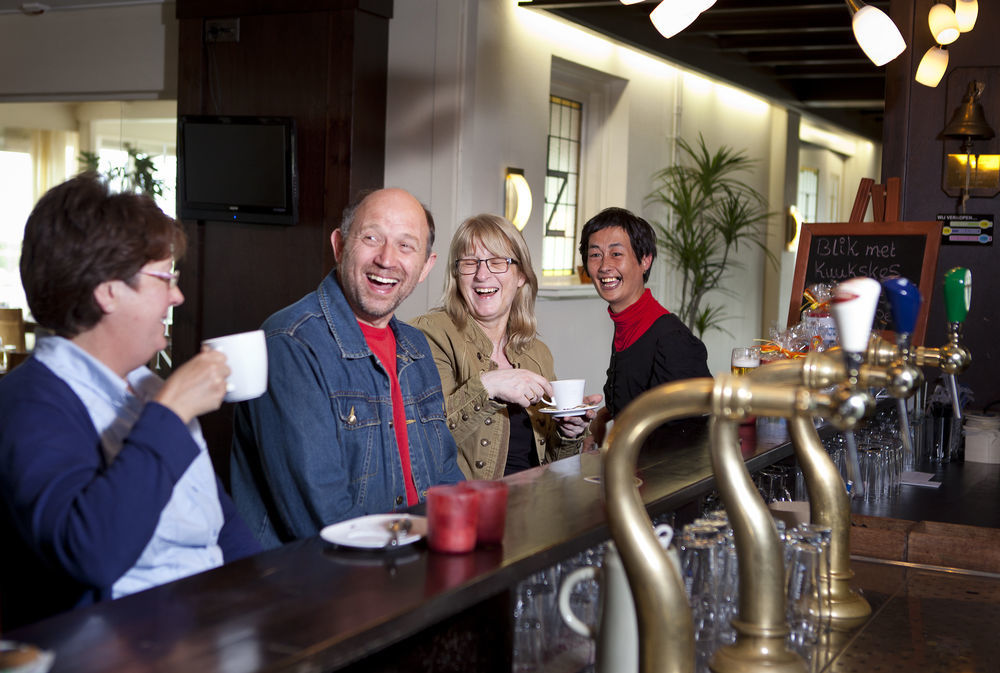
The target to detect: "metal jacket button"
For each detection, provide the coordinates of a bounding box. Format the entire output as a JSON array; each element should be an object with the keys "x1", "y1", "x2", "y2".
[
  {"x1": 473, "y1": 404, "x2": 481, "y2": 411},
  {"x1": 395, "y1": 495, "x2": 404, "y2": 505},
  {"x1": 484, "y1": 417, "x2": 493, "y2": 425},
  {"x1": 480, "y1": 438, "x2": 489, "y2": 446},
  {"x1": 475, "y1": 460, "x2": 485, "y2": 469},
  {"x1": 461, "y1": 413, "x2": 469, "y2": 421},
  {"x1": 449, "y1": 421, "x2": 456, "y2": 429}
]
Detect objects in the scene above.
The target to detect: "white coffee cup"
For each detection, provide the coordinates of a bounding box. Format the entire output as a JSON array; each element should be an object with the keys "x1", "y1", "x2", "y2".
[
  {"x1": 201, "y1": 329, "x2": 268, "y2": 402},
  {"x1": 541, "y1": 378, "x2": 585, "y2": 410}
]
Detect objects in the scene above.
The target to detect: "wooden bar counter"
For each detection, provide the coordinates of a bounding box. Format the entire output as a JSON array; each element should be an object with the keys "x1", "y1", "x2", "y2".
[{"x1": 5, "y1": 421, "x2": 792, "y2": 673}]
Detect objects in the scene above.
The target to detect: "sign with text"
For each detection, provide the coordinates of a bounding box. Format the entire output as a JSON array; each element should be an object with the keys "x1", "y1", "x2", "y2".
[
  {"x1": 937, "y1": 213, "x2": 994, "y2": 246},
  {"x1": 787, "y1": 221, "x2": 942, "y2": 346}
]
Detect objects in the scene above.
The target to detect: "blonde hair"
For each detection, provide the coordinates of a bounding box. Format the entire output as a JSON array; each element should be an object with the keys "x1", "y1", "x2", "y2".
[{"x1": 441, "y1": 214, "x2": 539, "y2": 353}]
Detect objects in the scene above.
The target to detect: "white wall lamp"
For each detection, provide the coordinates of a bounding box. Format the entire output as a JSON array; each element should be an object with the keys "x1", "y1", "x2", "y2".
[
  {"x1": 504, "y1": 168, "x2": 532, "y2": 231},
  {"x1": 955, "y1": 0, "x2": 979, "y2": 33},
  {"x1": 928, "y1": 2, "x2": 960, "y2": 45},
  {"x1": 915, "y1": 45, "x2": 949, "y2": 87},
  {"x1": 845, "y1": 0, "x2": 906, "y2": 66},
  {"x1": 649, "y1": 0, "x2": 716, "y2": 39}
]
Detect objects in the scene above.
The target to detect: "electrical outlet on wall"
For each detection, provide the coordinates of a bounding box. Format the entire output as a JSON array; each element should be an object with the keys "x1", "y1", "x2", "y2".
[{"x1": 205, "y1": 18, "x2": 240, "y2": 43}]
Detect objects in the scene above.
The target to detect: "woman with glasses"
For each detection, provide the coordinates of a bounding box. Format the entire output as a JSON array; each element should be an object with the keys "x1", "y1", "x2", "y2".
[
  {"x1": 0, "y1": 174, "x2": 260, "y2": 630},
  {"x1": 413, "y1": 214, "x2": 599, "y2": 478}
]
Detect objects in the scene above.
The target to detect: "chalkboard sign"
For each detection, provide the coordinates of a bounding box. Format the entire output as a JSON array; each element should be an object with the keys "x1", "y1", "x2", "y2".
[{"x1": 787, "y1": 221, "x2": 942, "y2": 346}]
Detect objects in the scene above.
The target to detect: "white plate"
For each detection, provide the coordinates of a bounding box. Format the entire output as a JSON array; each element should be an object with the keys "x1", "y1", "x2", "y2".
[
  {"x1": 320, "y1": 514, "x2": 427, "y2": 549},
  {"x1": 539, "y1": 402, "x2": 601, "y2": 418}
]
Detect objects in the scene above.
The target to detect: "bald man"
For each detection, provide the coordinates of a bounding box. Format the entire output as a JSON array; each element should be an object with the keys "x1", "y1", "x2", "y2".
[{"x1": 231, "y1": 189, "x2": 464, "y2": 548}]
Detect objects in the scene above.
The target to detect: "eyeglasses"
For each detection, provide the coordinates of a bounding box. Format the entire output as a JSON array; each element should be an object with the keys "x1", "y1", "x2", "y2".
[
  {"x1": 455, "y1": 257, "x2": 517, "y2": 275},
  {"x1": 140, "y1": 269, "x2": 181, "y2": 288}
]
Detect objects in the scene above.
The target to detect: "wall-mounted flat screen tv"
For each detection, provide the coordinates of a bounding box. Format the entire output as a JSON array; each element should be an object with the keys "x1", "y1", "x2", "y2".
[{"x1": 178, "y1": 115, "x2": 298, "y2": 225}]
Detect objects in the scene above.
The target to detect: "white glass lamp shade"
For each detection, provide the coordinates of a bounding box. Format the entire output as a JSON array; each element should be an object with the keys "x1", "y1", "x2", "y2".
[
  {"x1": 955, "y1": 0, "x2": 978, "y2": 33},
  {"x1": 650, "y1": 0, "x2": 703, "y2": 39},
  {"x1": 928, "y1": 3, "x2": 960, "y2": 45},
  {"x1": 915, "y1": 45, "x2": 949, "y2": 87},
  {"x1": 504, "y1": 170, "x2": 532, "y2": 231},
  {"x1": 619, "y1": 0, "x2": 645, "y2": 5},
  {"x1": 851, "y1": 5, "x2": 906, "y2": 66}
]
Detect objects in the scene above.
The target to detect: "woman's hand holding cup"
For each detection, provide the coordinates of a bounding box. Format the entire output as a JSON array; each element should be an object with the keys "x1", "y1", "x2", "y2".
[
  {"x1": 480, "y1": 368, "x2": 553, "y2": 407},
  {"x1": 554, "y1": 393, "x2": 603, "y2": 438},
  {"x1": 154, "y1": 347, "x2": 230, "y2": 423}
]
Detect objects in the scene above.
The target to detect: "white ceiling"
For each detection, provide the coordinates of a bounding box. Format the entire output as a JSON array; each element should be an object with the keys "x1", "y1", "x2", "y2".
[{"x1": 0, "y1": 0, "x2": 162, "y2": 14}]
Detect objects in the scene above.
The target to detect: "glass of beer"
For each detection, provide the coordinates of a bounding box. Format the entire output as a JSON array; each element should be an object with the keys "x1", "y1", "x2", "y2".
[{"x1": 731, "y1": 346, "x2": 761, "y2": 375}]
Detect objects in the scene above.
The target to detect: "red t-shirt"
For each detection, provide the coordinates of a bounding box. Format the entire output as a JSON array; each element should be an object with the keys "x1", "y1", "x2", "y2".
[{"x1": 359, "y1": 322, "x2": 418, "y2": 506}]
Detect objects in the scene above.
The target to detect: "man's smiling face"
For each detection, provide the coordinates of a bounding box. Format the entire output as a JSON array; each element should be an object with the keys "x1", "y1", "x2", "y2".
[
  {"x1": 333, "y1": 189, "x2": 436, "y2": 328},
  {"x1": 585, "y1": 225, "x2": 651, "y2": 313}
]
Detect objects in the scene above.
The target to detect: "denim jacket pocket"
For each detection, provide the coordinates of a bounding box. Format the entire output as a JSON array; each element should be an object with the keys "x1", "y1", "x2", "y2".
[
  {"x1": 411, "y1": 388, "x2": 450, "y2": 471},
  {"x1": 334, "y1": 395, "x2": 381, "y2": 499}
]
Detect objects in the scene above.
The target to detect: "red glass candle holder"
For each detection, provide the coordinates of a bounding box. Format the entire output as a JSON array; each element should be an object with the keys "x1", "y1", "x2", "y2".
[
  {"x1": 426, "y1": 485, "x2": 479, "y2": 554},
  {"x1": 458, "y1": 480, "x2": 509, "y2": 546}
]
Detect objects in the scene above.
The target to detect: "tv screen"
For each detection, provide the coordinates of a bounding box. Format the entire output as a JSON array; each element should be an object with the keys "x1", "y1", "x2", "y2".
[{"x1": 178, "y1": 115, "x2": 298, "y2": 225}]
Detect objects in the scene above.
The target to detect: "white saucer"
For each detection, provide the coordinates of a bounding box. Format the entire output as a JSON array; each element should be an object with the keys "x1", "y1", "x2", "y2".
[
  {"x1": 539, "y1": 402, "x2": 601, "y2": 418},
  {"x1": 320, "y1": 514, "x2": 427, "y2": 549}
]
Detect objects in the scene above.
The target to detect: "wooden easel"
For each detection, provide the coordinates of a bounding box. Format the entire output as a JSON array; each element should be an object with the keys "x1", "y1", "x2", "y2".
[{"x1": 849, "y1": 176, "x2": 901, "y2": 224}]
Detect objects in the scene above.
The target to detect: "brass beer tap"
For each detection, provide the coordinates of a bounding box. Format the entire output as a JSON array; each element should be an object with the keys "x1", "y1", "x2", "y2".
[
  {"x1": 868, "y1": 267, "x2": 972, "y2": 420},
  {"x1": 604, "y1": 376, "x2": 870, "y2": 673}
]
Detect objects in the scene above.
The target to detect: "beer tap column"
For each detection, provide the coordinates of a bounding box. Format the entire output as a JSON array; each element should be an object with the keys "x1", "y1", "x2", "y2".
[
  {"x1": 941, "y1": 267, "x2": 972, "y2": 420},
  {"x1": 882, "y1": 277, "x2": 924, "y2": 462},
  {"x1": 829, "y1": 277, "x2": 883, "y2": 499}
]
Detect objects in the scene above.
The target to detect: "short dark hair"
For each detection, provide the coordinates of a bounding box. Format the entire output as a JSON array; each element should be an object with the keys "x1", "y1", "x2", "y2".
[
  {"x1": 20, "y1": 173, "x2": 186, "y2": 337},
  {"x1": 579, "y1": 207, "x2": 657, "y2": 283},
  {"x1": 340, "y1": 189, "x2": 436, "y2": 256}
]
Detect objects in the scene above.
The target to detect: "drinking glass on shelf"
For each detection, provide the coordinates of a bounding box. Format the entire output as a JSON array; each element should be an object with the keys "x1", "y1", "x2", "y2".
[{"x1": 731, "y1": 346, "x2": 762, "y2": 376}]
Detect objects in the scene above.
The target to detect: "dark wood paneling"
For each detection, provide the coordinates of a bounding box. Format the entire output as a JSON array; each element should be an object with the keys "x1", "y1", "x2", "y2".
[
  {"x1": 884, "y1": 0, "x2": 1000, "y2": 409},
  {"x1": 173, "y1": 2, "x2": 391, "y2": 483}
]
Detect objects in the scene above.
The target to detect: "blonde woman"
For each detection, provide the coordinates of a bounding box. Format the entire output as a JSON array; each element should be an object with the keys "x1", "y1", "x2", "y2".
[{"x1": 413, "y1": 214, "x2": 600, "y2": 479}]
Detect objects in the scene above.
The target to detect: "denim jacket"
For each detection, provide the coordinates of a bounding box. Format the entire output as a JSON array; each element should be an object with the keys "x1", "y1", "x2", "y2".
[{"x1": 231, "y1": 271, "x2": 464, "y2": 548}]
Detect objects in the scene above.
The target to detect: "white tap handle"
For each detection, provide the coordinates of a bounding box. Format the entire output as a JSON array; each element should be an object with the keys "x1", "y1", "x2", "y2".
[{"x1": 831, "y1": 277, "x2": 882, "y2": 354}]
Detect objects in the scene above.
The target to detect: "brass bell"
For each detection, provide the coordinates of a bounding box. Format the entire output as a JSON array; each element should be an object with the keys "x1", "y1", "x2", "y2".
[{"x1": 941, "y1": 80, "x2": 996, "y2": 140}]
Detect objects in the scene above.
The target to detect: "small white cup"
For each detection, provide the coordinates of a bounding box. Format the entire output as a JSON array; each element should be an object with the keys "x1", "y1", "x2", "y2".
[
  {"x1": 541, "y1": 378, "x2": 585, "y2": 410},
  {"x1": 201, "y1": 329, "x2": 268, "y2": 403}
]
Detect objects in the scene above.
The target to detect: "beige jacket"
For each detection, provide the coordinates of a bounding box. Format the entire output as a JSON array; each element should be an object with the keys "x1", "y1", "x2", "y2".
[{"x1": 412, "y1": 310, "x2": 582, "y2": 479}]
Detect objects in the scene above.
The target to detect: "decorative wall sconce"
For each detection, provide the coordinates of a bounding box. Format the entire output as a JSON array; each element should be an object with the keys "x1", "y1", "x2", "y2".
[
  {"x1": 504, "y1": 168, "x2": 532, "y2": 231},
  {"x1": 928, "y1": 2, "x2": 960, "y2": 44},
  {"x1": 845, "y1": 0, "x2": 906, "y2": 66},
  {"x1": 940, "y1": 80, "x2": 998, "y2": 211},
  {"x1": 916, "y1": 45, "x2": 949, "y2": 87},
  {"x1": 954, "y1": 0, "x2": 978, "y2": 32},
  {"x1": 649, "y1": 0, "x2": 716, "y2": 39}
]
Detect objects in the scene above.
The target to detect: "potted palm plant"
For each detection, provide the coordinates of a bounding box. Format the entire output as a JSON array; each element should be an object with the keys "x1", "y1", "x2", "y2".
[{"x1": 647, "y1": 134, "x2": 775, "y2": 338}]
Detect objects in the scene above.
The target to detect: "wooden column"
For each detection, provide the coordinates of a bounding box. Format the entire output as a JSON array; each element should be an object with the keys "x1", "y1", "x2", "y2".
[{"x1": 174, "y1": 0, "x2": 392, "y2": 483}]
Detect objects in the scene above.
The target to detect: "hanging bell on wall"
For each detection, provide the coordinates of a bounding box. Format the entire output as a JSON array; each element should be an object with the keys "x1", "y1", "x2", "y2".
[{"x1": 940, "y1": 80, "x2": 996, "y2": 140}]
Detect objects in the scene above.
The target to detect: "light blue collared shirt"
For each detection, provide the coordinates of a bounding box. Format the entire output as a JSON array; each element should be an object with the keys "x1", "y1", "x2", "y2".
[{"x1": 34, "y1": 336, "x2": 224, "y2": 598}]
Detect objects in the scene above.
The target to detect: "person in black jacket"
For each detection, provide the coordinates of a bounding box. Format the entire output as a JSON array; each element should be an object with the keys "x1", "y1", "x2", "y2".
[{"x1": 579, "y1": 207, "x2": 711, "y2": 446}]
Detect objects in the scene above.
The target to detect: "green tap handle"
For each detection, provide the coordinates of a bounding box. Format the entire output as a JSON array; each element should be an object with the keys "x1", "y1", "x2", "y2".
[{"x1": 943, "y1": 267, "x2": 971, "y2": 324}]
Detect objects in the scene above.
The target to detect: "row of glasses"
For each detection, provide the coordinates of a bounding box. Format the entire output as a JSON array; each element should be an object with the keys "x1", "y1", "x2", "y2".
[
  {"x1": 512, "y1": 540, "x2": 609, "y2": 672},
  {"x1": 753, "y1": 464, "x2": 797, "y2": 503}
]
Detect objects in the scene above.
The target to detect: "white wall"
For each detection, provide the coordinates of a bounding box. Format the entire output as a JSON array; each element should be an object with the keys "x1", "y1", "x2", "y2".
[
  {"x1": 386, "y1": 0, "x2": 882, "y2": 390},
  {"x1": 0, "y1": 3, "x2": 177, "y2": 101}
]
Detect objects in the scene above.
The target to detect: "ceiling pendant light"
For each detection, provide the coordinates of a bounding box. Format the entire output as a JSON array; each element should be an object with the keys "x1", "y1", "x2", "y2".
[
  {"x1": 915, "y1": 45, "x2": 949, "y2": 88},
  {"x1": 928, "y1": 2, "x2": 960, "y2": 45},
  {"x1": 619, "y1": 0, "x2": 645, "y2": 5},
  {"x1": 845, "y1": 0, "x2": 906, "y2": 66},
  {"x1": 649, "y1": 0, "x2": 716, "y2": 39},
  {"x1": 954, "y1": 0, "x2": 978, "y2": 33}
]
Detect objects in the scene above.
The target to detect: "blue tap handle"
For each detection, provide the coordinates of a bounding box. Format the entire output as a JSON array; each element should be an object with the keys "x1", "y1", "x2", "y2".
[{"x1": 882, "y1": 277, "x2": 921, "y2": 338}]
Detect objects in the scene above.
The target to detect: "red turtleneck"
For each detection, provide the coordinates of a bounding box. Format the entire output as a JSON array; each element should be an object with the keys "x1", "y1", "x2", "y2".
[{"x1": 609, "y1": 288, "x2": 669, "y2": 352}]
